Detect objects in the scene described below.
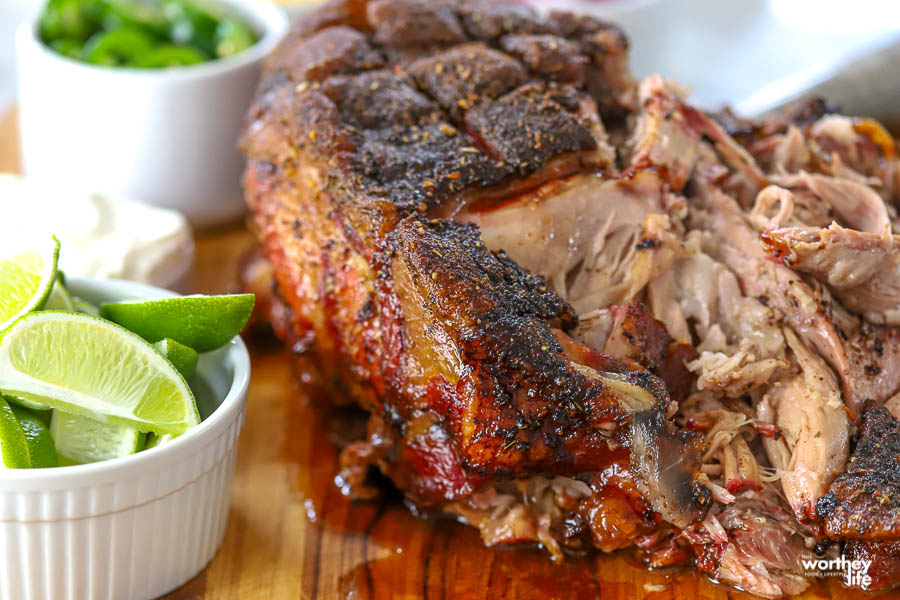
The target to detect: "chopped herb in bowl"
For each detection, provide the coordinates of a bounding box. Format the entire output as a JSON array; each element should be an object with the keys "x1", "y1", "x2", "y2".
[{"x1": 38, "y1": 0, "x2": 260, "y2": 68}]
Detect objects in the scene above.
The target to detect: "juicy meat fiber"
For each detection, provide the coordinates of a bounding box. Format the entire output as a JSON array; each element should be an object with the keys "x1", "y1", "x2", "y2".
[
  {"x1": 241, "y1": 0, "x2": 900, "y2": 596},
  {"x1": 763, "y1": 224, "x2": 900, "y2": 325}
]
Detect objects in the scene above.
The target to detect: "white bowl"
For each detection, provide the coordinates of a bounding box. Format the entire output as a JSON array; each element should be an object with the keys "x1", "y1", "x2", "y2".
[
  {"x1": 0, "y1": 278, "x2": 251, "y2": 600},
  {"x1": 15, "y1": 0, "x2": 288, "y2": 227}
]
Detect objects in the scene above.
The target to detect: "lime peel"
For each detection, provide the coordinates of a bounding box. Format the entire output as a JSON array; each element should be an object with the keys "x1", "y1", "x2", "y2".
[
  {"x1": 101, "y1": 293, "x2": 254, "y2": 352},
  {"x1": 0, "y1": 396, "x2": 31, "y2": 468},
  {"x1": 154, "y1": 338, "x2": 199, "y2": 378},
  {"x1": 10, "y1": 402, "x2": 58, "y2": 468}
]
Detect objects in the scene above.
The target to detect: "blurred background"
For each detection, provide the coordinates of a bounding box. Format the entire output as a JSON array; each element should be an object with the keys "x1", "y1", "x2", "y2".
[{"x1": 4, "y1": 0, "x2": 900, "y2": 122}]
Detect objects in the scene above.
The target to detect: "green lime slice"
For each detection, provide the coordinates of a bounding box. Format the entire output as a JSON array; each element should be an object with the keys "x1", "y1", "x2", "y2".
[
  {"x1": 0, "y1": 311, "x2": 199, "y2": 435},
  {"x1": 101, "y1": 293, "x2": 254, "y2": 352},
  {"x1": 4, "y1": 393, "x2": 51, "y2": 412},
  {"x1": 44, "y1": 276, "x2": 75, "y2": 311},
  {"x1": 0, "y1": 396, "x2": 32, "y2": 468},
  {"x1": 50, "y1": 410, "x2": 145, "y2": 464},
  {"x1": 0, "y1": 237, "x2": 59, "y2": 332},
  {"x1": 9, "y1": 402, "x2": 58, "y2": 468},
  {"x1": 144, "y1": 432, "x2": 173, "y2": 450},
  {"x1": 72, "y1": 297, "x2": 101, "y2": 316},
  {"x1": 153, "y1": 338, "x2": 198, "y2": 378}
]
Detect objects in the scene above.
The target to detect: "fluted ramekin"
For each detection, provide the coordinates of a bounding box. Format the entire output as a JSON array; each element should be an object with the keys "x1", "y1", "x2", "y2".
[{"x1": 0, "y1": 278, "x2": 250, "y2": 600}]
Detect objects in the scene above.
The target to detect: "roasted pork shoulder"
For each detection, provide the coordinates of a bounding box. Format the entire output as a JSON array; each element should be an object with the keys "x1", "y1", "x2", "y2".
[{"x1": 240, "y1": 1, "x2": 900, "y2": 596}]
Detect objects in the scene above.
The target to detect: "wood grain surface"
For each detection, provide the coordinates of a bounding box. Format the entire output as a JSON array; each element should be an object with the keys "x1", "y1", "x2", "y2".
[{"x1": 0, "y1": 105, "x2": 872, "y2": 600}]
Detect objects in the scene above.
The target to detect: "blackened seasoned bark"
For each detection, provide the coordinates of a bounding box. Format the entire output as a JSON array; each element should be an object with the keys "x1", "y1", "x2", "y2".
[
  {"x1": 500, "y1": 34, "x2": 588, "y2": 84},
  {"x1": 456, "y1": 0, "x2": 638, "y2": 115},
  {"x1": 390, "y1": 219, "x2": 575, "y2": 329},
  {"x1": 320, "y1": 70, "x2": 435, "y2": 129},
  {"x1": 407, "y1": 43, "x2": 529, "y2": 116},
  {"x1": 247, "y1": 0, "x2": 627, "y2": 216},
  {"x1": 464, "y1": 83, "x2": 602, "y2": 173},
  {"x1": 272, "y1": 26, "x2": 384, "y2": 82},
  {"x1": 366, "y1": 0, "x2": 466, "y2": 47},
  {"x1": 544, "y1": 10, "x2": 635, "y2": 117},
  {"x1": 455, "y1": 0, "x2": 544, "y2": 41},
  {"x1": 250, "y1": 0, "x2": 635, "y2": 211},
  {"x1": 312, "y1": 69, "x2": 513, "y2": 211},
  {"x1": 817, "y1": 407, "x2": 900, "y2": 539}
]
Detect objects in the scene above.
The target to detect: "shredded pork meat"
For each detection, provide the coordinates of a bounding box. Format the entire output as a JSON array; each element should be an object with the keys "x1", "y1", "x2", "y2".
[{"x1": 460, "y1": 82, "x2": 900, "y2": 595}]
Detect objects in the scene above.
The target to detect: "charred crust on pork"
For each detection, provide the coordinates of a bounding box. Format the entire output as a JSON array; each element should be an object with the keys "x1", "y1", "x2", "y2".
[
  {"x1": 817, "y1": 406, "x2": 900, "y2": 539},
  {"x1": 245, "y1": 0, "x2": 633, "y2": 215}
]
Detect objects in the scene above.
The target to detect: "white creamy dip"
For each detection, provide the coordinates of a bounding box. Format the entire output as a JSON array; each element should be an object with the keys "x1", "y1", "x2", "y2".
[{"x1": 1, "y1": 175, "x2": 194, "y2": 291}]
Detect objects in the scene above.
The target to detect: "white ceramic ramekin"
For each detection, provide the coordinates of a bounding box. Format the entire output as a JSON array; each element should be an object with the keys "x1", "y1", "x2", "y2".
[
  {"x1": 15, "y1": 0, "x2": 288, "y2": 227},
  {"x1": 0, "y1": 278, "x2": 250, "y2": 600}
]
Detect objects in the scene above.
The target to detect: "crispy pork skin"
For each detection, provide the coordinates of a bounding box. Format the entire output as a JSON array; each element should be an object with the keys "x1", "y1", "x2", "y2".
[
  {"x1": 818, "y1": 407, "x2": 900, "y2": 591},
  {"x1": 844, "y1": 540, "x2": 900, "y2": 591},
  {"x1": 817, "y1": 407, "x2": 900, "y2": 540}
]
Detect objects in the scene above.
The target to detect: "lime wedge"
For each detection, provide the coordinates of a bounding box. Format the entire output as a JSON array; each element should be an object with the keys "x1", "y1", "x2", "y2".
[
  {"x1": 154, "y1": 338, "x2": 199, "y2": 378},
  {"x1": 44, "y1": 276, "x2": 75, "y2": 311},
  {"x1": 0, "y1": 396, "x2": 31, "y2": 468},
  {"x1": 51, "y1": 410, "x2": 146, "y2": 464},
  {"x1": 101, "y1": 293, "x2": 255, "y2": 352},
  {"x1": 9, "y1": 402, "x2": 58, "y2": 468},
  {"x1": 4, "y1": 392, "x2": 51, "y2": 412},
  {"x1": 0, "y1": 311, "x2": 200, "y2": 435},
  {"x1": 144, "y1": 432, "x2": 173, "y2": 450},
  {"x1": 0, "y1": 237, "x2": 59, "y2": 331},
  {"x1": 72, "y1": 297, "x2": 101, "y2": 316}
]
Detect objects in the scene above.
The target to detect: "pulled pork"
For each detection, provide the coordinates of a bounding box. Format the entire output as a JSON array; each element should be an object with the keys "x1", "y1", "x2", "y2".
[{"x1": 242, "y1": 1, "x2": 900, "y2": 596}]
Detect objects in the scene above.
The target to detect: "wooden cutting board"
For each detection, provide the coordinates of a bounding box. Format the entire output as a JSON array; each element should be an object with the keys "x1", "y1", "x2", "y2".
[{"x1": 0, "y1": 106, "x2": 868, "y2": 600}]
